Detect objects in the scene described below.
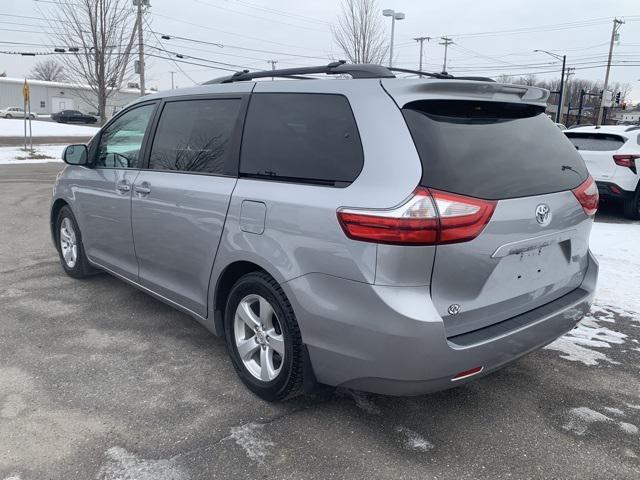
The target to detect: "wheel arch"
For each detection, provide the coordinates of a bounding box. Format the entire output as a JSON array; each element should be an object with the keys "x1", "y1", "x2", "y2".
[{"x1": 212, "y1": 260, "x2": 272, "y2": 336}]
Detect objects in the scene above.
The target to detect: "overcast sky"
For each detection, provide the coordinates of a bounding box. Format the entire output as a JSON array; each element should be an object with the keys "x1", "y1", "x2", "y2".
[{"x1": 2, "y1": 0, "x2": 640, "y2": 101}]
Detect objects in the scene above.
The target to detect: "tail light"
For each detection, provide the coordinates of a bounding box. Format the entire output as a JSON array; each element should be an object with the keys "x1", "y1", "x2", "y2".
[
  {"x1": 613, "y1": 154, "x2": 638, "y2": 174},
  {"x1": 336, "y1": 187, "x2": 496, "y2": 246},
  {"x1": 571, "y1": 175, "x2": 599, "y2": 216}
]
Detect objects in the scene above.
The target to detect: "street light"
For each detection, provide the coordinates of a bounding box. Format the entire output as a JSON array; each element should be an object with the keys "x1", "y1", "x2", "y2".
[
  {"x1": 534, "y1": 49, "x2": 567, "y2": 124},
  {"x1": 383, "y1": 9, "x2": 405, "y2": 68}
]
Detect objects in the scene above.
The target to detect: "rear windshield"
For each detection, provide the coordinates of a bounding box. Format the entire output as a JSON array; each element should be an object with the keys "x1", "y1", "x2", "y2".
[
  {"x1": 564, "y1": 132, "x2": 627, "y2": 151},
  {"x1": 402, "y1": 100, "x2": 588, "y2": 200}
]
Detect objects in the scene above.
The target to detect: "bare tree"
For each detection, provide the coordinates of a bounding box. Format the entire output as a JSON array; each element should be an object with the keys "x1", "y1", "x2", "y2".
[
  {"x1": 332, "y1": 0, "x2": 388, "y2": 64},
  {"x1": 43, "y1": 0, "x2": 138, "y2": 124},
  {"x1": 30, "y1": 59, "x2": 65, "y2": 82}
]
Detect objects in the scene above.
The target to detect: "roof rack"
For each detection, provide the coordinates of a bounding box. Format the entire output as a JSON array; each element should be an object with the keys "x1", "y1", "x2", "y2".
[
  {"x1": 203, "y1": 61, "x2": 495, "y2": 84},
  {"x1": 205, "y1": 60, "x2": 394, "y2": 84}
]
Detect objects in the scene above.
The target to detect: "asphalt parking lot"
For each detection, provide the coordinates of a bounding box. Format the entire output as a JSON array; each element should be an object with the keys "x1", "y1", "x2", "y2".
[{"x1": 1, "y1": 163, "x2": 639, "y2": 480}]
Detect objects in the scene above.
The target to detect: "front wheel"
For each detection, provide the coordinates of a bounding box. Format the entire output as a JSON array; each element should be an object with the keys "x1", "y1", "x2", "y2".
[
  {"x1": 224, "y1": 272, "x2": 304, "y2": 401},
  {"x1": 5, "y1": 114, "x2": 11, "y2": 119},
  {"x1": 623, "y1": 186, "x2": 640, "y2": 220},
  {"x1": 56, "y1": 206, "x2": 94, "y2": 278}
]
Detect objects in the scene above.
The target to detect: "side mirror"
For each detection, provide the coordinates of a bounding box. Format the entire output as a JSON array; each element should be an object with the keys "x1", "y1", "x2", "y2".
[{"x1": 62, "y1": 144, "x2": 88, "y2": 165}]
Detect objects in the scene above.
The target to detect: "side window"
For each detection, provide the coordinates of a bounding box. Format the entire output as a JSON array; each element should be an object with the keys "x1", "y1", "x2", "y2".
[
  {"x1": 148, "y1": 98, "x2": 241, "y2": 175},
  {"x1": 240, "y1": 93, "x2": 363, "y2": 185},
  {"x1": 96, "y1": 104, "x2": 155, "y2": 169}
]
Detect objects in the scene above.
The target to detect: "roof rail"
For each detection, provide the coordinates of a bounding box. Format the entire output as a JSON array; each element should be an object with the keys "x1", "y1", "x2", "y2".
[
  {"x1": 204, "y1": 60, "x2": 395, "y2": 84},
  {"x1": 387, "y1": 67, "x2": 453, "y2": 79},
  {"x1": 203, "y1": 61, "x2": 497, "y2": 85}
]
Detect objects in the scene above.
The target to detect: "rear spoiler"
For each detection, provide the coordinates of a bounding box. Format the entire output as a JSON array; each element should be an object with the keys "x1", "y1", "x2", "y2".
[{"x1": 381, "y1": 79, "x2": 550, "y2": 108}]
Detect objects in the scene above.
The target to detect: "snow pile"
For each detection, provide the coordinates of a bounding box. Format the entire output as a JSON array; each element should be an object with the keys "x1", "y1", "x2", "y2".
[
  {"x1": 589, "y1": 222, "x2": 640, "y2": 312},
  {"x1": 545, "y1": 313, "x2": 627, "y2": 365},
  {"x1": 0, "y1": 145, "x2": 64, "y2": 164},
  {"x1": 545, "y1": 221, "x2": 639, "y2": 365},
  {"x1": 0, "y1": 118, "x2": 98, "y2": 137}
]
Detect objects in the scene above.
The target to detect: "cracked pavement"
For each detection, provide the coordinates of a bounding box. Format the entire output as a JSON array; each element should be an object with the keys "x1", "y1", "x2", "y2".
[{"x1": 1, "y1": 163, "x2": 638, "y2": 479}]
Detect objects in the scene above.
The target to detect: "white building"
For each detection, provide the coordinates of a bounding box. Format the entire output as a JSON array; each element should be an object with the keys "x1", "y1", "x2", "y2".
[{"x1": 0, "y1": 77, "x2": 141, "y2": 117}]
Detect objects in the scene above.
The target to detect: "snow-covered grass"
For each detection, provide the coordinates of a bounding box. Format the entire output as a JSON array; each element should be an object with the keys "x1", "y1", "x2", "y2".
[
  {"x1": 0, "y1": 118, "x2": 98, "y2": 137},
  {"x1": 0, "y1": 145, "x2": 64, "y2": 164}
]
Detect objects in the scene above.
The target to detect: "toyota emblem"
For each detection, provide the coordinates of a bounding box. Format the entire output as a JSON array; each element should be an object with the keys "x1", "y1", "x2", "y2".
[{"x1": 535, "y1": 204, "x2": 551, "y2": 226}]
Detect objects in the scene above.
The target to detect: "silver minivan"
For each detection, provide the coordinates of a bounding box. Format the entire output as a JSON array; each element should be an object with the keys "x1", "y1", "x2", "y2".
[{"x1": 51, "y1": 63, "x2": 599, "y2": 401}]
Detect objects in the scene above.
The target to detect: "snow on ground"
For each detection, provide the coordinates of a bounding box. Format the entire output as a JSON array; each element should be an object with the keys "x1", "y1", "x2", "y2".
[
  {"x1": 545, "y1": 221, "x2": 639, "y2": 365},
  {"x1": 0, "y1": 145, "x2": 64, "y2": 164},
  {"x1": 562, "y1": 406, "x2": 638, "y2": 436},
  {"x1": 0, "y1": 118, "x2": 98, "y2": 137}
]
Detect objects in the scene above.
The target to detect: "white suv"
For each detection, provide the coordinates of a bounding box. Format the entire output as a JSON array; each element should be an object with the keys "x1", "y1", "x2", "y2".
[
  {"x1": 0, "y1": 107, "x2": 37, "y2": 119},
  {"x1": 565, "y1": 125, "x2": 640, "y2": 219}
]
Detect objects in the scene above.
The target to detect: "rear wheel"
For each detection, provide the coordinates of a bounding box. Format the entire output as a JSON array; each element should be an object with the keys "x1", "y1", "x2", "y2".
[
  {"x1": 622, "y1": 186, "x2": 640, "y2": 220},
  {"x1": 56, "y1": 206, "x2": 94, "y2": 278},
  {"x1": 224, "y1": 272, "x2": 303, "y2": 401}
]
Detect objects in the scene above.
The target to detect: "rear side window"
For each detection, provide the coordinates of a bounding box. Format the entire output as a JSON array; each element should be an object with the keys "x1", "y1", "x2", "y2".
[
  {"x1": 149, "y1": 98, "x2": 241, "y2": 175},
  {"x1": 240, "y1": 93, "x2": 363, "y2": 186},
  {"x1": 403, "y1": 100, "x2": 588, "y2": 200},
  {"x1": 564, "y1": 132, "x2": 627, "y2": 151}
]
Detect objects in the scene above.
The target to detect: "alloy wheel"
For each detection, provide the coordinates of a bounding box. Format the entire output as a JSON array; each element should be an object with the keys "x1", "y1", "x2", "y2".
[
  {"x1": 59, "y1": 217, "x2": 78, "y2": 268},
  {"x1": 233, "y1": 294, "x2": 285, "y2": 382}
]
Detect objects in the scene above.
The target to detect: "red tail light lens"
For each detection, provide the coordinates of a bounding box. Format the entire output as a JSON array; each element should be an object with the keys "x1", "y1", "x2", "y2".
[
  {"x1": 337, "y1": 188, "x2": 496, "y2": 246},
  {"x1": 571, "y1": 176, "x2": 599, "y2": 216},
  {"x1": 613, "y1": 154, "x2": 638, "y2": 173}
]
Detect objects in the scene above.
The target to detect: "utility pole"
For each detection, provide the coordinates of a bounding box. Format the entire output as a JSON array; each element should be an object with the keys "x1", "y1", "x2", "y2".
[
  {"x1": 558, "y1": 67, "x2": 574, "y2": 125},
  {"x1": 556, "y1": 55, "x2": 566, "y2": 123},
  {"x1": 267, "y1": 60, "x2": 277, "y2": 80},
  {"x1": 169, "y1": 71, "x2": 175, "y2": 89},
  {"x1": 414, "y1": 36, "x2": 431, "y2": 76},
  {"x1": 440, "y1": 37, "x2": 453, "y2": 74},
  {"x1": 135, "y1": 0, "x2": 147, "y2": 97},
  {"x1": 577, "y1": 89, "x2": 585, "y2": 125},
  {"x1": 596, "y1": 18, "x2": 624, "y2": 127}
]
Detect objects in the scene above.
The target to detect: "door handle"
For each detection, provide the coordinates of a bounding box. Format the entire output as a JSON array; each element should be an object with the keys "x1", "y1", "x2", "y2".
[
  {"x1": 134, "y1": 182, "x2": 151, "y2": 195},
  {"x1": 116, "y1": 180, "x2": 131, "y2": 193}
]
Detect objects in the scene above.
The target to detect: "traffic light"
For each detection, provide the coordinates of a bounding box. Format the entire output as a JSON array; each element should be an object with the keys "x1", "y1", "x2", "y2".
[{"x1": 615, "y1": 92, "x2": 621, "y2": 104}]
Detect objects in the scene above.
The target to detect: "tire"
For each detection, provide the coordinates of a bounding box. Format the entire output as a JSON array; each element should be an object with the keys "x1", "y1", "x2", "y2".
[
  {"x1": 55, "y1": 206, "x2": 94, "y2": 278},
  {"x1": 224, "y1": 272, "x2": 304, "y2": 402},
  {"x1": 622, "y1": 186, "x2": 640, "y2": 220},
  {"x1": 5, "y1": 114, "x2": 11, "y2": 119}
]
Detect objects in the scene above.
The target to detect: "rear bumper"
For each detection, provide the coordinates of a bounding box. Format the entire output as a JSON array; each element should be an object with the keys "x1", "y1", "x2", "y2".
[
  {"x1": 285, "y1": 251, "x2": 598, "y2": 396},
  {"x1": 596, "y1": 181, "x2": 635, "y2": 200}
]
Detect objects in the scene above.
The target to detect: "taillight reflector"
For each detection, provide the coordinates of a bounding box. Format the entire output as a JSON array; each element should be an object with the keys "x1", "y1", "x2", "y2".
[
  {"x1": 613, "y1": 154, "x2": 639, "y2": 173},
  {"x1": 452, "y1": 366, "x2": 483, "y2": 381},
  {"x1": 571, "y1": 175, "x2": 599, "y2": 216},
  {"x1": 336, "y1": 187, "x2": 496, "y2": 246}
]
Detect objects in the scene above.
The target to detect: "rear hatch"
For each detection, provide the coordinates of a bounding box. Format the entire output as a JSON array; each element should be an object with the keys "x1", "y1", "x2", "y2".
[
  {"x1": 564, "y1": 131, "x2": 627, "y2": 180},
  {"x1": 386, "y1": 84, "x2": 593, "y2": 337}
]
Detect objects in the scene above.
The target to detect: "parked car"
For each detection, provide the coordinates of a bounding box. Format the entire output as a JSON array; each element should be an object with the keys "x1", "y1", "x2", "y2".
[
  {"x1": 565, "y1": 125, "x2": 640, "y2": 219},
  {"x1": 51, "y1": 110, "x2": 97, "y2": 124},
  {"x1": 0, "y1": 107, "x2": 36, "y2": 119},
  {"x1": 50, "y1": 63, "x2": 598, "y2": 401}
]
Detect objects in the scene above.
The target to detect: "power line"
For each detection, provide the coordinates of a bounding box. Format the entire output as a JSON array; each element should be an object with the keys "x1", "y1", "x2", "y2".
[{"x1": 189, "y1": 0, "x2": 329, "y2": 33}]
